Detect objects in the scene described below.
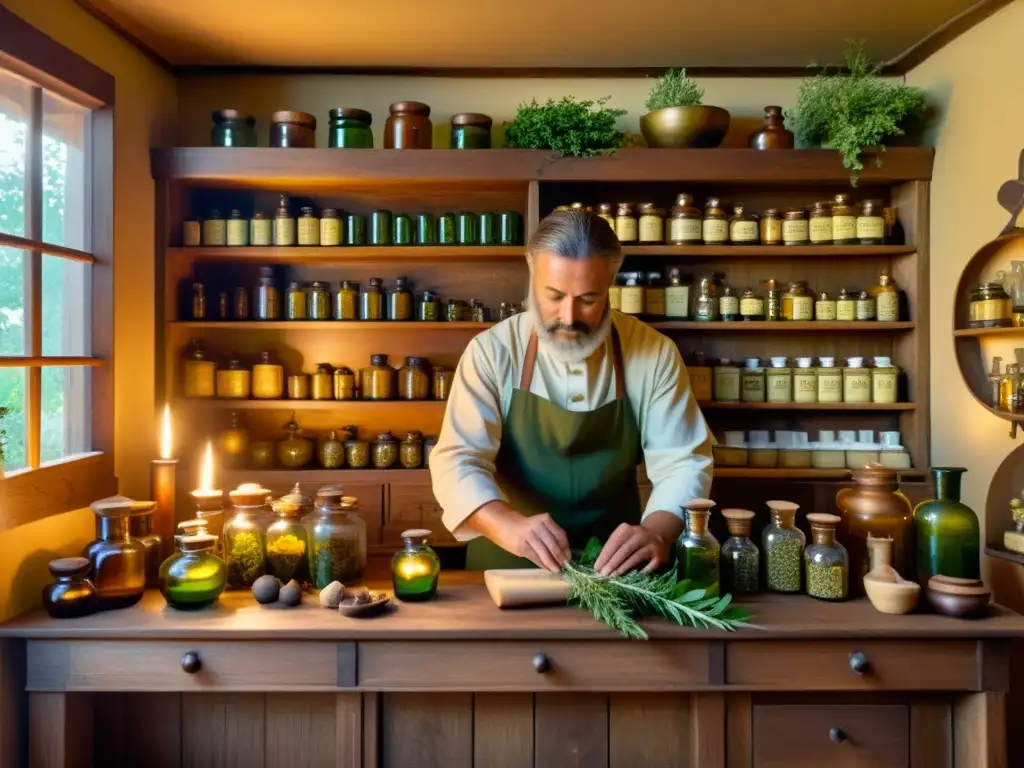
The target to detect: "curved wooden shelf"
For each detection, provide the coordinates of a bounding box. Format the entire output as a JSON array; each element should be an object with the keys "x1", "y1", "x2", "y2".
[
  {"x1": 700, "y1": 402, "x2": 915, "y2": 411},
  {"x1": 173, "y1": 398, "x2": 446, "y2": 411},
  {"x1": 651, "y1": 321, "x2": 914, "y2": 332},
  {"x1": 953, "y1": 326, "x2": 1024, "y2": 338},
  {"x1": 622, "y1": 245, "x2": 916, "y2": 258},
  {"x1": 985, "y1": 546, "x2": 1024, "y2": 566},
  {"x1": 169, "y1": 246, "x2": 525, "y2": 264},
  {"x1": 714, "y1": 467, "x2": 926, "y2": 480},
  {"x1": 169, "y1": 321, "x2": 492, "y2": 330}
]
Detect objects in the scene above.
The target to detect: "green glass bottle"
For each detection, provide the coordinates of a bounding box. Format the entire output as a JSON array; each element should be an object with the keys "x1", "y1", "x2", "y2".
[
  {"x1": 391, "y1": 528, "x2": 441, "y2": 601},
  {"x1": 676, "y1": 499, "x2": 720, "y2": 598},
  {"x1": 159, "y1": 520, "x2": 227, "y2": 610},
  {"x1": 913, "y1": 468, "x2": 980, "y2": 584}
]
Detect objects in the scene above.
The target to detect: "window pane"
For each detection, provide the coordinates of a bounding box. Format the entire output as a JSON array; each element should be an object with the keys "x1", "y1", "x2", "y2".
[
  {"x1": 0, "y1": 367, "x2": 26, "y2": 473},
  {"x1": 0, "y1": 245, "x2": 26, "y2": 355},
  {"x1": 0, "y1": 68, "x2": 31, "y2": 238},
  {"x1": 42, "y1": 91, "x2": 89, "y2": 250},
  {"x1": 42, "y1": 254, "x2": 90, "y2": 356},
  {"x1": 41, "y1": 366, "x2": 90, "y2": 465}
]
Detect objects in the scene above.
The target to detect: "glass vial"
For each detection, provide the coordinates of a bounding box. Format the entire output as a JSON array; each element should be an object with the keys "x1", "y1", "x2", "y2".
[{"x1": 273, "y1": 195, "x2": 295, "y2": 246}]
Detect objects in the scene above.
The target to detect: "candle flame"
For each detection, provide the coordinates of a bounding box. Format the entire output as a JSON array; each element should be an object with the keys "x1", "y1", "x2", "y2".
[
  {"x1": 159, "y1": 403, "x2": 173, "y2": 460},
  {"x1": 199, "y1": 441, "x2": 215, "y2": 491}
]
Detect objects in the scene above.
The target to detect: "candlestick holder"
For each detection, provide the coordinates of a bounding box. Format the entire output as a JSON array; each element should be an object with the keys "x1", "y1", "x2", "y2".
[{"x1": 150, "y1": 458, "x2": 178, "y2": 562}]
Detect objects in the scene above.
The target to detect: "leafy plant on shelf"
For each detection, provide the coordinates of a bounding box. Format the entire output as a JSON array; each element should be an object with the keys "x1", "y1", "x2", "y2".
[
  {"x1": 645, "y1": 68, "x2": 704, "y2": 111},
  {"x1": 504, "y1": 96, "x2": 625, "y2": 158},
  {"x1": 562, "y1": 537, "x2": 755, "y2": 640},
  {"x1": 786, "y1": 40, "x2": 926, "y2": 185}
]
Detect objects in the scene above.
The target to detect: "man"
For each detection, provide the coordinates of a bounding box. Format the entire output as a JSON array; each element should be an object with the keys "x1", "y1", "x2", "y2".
[{"x1": 430, "y1": 210, "x2": 713, "y2": 576}]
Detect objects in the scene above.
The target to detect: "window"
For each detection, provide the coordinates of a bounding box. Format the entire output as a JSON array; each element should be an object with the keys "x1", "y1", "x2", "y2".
[{"x1": 0, "y1": 6, "x2": 115, "y2": 530}]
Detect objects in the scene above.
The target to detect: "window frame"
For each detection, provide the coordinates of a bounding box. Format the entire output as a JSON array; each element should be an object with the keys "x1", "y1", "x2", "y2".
[{"x1": 0, "y1": 7, "x2": 115, "y2": 531}]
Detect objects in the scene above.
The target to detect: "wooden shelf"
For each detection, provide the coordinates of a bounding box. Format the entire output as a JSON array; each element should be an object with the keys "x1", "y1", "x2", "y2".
[
  {"x1": 699, "y1": 402, "x2": 915, "y2": 411},
  {"x1": 622, "y1": 245, "x2": 916, "y2": 258},
  {"x1": 169, "y1": 321, "x2": 492, "y2": 330},
  {"x1": 168, "y1": 246, "x2": 525, "y2": 264},
  {"x1": 221, "y1": 468, "x2": 430, "y2": 483},
  {"x1": 985, "y1": 546, "x2": 1024, "y2": 566},
  {"x1": 174, "y1": 398, "x2": 446, "y2": 411},
  {"x1": 650, "y1": 321, "x2": 915, "y2": 332},
  {"x1": 714, "y1": 468, "x2": 926, "y2": 480},
  {"x1": 953, "y1": 326, "x2": 1024, "y2": 338}
]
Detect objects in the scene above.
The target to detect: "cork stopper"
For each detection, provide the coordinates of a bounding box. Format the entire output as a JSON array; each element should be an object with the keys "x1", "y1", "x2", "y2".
[
  {"x1": 722, "y1": 508, "x2": 755, "y2": 537},
  {"x1": 229, "y1": 483, "x2": 272, "y2": 507},
  {"x1": 807, "y1": 513, "x2": 840, "y2": 545},
  {"x1": 766, "y1": 500, "x2": 799, "y2": 524}
]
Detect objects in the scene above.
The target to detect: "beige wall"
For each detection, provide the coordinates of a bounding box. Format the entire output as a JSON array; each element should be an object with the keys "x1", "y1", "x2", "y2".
[
  {"x1": 0, "y1": 0, "x2": 177, "y2": 620},
  {"x1": 907, "y1": 0, "x2": 1024, "y2": 607}
]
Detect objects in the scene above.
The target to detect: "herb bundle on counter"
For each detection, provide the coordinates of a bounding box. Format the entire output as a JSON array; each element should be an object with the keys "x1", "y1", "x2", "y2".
[{"x1": 562, "y1": 538, "x2": 754, "y2": 640}]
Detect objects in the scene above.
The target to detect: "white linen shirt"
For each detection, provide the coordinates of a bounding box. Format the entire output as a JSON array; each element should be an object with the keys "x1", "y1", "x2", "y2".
[{"x1": 430, "y1": 311, "x2": 714, "y2": 542}]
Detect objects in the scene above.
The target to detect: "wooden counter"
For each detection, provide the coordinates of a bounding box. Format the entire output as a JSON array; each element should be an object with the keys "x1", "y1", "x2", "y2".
[{"x1": 2, "y1": 571, "x2": 1022, "y2": 767}]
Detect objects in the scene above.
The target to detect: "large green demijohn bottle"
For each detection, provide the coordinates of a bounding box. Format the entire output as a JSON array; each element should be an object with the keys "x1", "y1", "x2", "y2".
[{"x1": 912, "y1": 467, "x2": 980, "y2": 585}]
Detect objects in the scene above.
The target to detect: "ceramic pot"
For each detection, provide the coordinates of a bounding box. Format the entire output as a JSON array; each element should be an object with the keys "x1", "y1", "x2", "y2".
[
  {"x1": 913, "y1": 467, "x2": 981, "y2": 585},
  {"x1": 639, "y1": 106, "x2": 730, "y2": 149}
]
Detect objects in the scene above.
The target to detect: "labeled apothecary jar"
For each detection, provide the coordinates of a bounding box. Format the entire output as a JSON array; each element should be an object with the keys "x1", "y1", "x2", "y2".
[
  {"x1": 43, "y1": 557, "x2": 97, "y2": 619},
  {"x1": 181, "y1": 338, "x2": 216, "y2": 398},
  {"x1": 781, "y1": 282, "x2": 813, "y2": 321},
  {"x1": 721, "y1": 509, "x2": 759, "y2": 596},
  {"x1": 872, "y1": 357, "x2": 898, "y2": 403},
  {"x1": 843, "y1": 358, "x2": 872, "y2": 403},
  {"x1": 252, "y1": 352, "x2": 285, "y2": 400},
  {"x1": 816, "y1": 357, "x2": 842, "y2": 403},
  {"x1": 762, "y1": 500, "x2": 804, "y2": 593},
  {"x1": 713, "y1": 360, "x2": 740, "y2": 402},
  {"x1": 808, "y1": 201, "x2": 833, "y2": 244},
  {"x1": 832, "y1": 193, "x2": 857, "y2": 244},
  {"x1": 729, "y1": 206, "x2": 758, "y2": 244},
  {"x1": 836, "y1": 288, "x2": 857, "y2": 321},
  {"x1": 669, "y1": 194, "x2": 703, "y2": 244},
  {"x1": 224, "y1": 485, "x2": 270, "y2": 588},
  {"x1": 392, "y1": 529, "x2": 441, "y2": 601},
  {"x1": 400, "y1": 431, "x2": 424, "y2": 469},
  {"x1": 638, "y1": 203, "x2": 665, "y2": 243},
  {"x1": 782, "y1": 209, "x2": 809, "y2": 245},
  {"x1": 793, "y1": 358, "x2": 817, "y2": 403},
  {"x1": 159, "y1": 524, "x2": 227, "y2": 610},
  {"x1": 766, "y1": 357, "x2": 792, "y2": 403},
  {"x1": 804, "y1": 513, "x2": 848, "y2": 601},
  {"x1": 361, "y1": 354, "x2": 395, "y2": 400},
  {"x1": 969, "y1": 283, "x2": 1013, "y2": 328},
  {"x1": 310, "y1": 486, "x2": 367, "y2": 587},
  {"x1": 270, "y1": 111, "x2": 316, "y2": 148},
  {"x1": 216, "y1": 359, "x2": 251, "y2": 400},
  {"x1": 702, "y1": 198, "x2": 729, "y2": 244},
  {"x1": 399, "y1": 356, "x2": 430, "y2": 400},
  {"x1": 372, "y1": 432, "x2": 399, "y2": 468},
  {"x1": 857, "y1": 200, "x2": 885, "y2": 244},
  {"x1": 267, "y1": 489, "x2": 312, "y2": 584},
  {"x1": 760, "y1": 208, "x2": 783, "y2": 245},
  {"x1": 385, "y1": 101, "x2": 432, "y2": 149},
  {"x1": 210, "y1": 109, "x2": 257, "y2": 147},
  {"x1": 450, "y1": 112, "x2": 492, "y2": 149},
  {"x1": 740, "y1": 358, "x2": 766, "y2": 403},
  {"x1": 677, "y1": 499, "x2": 720, "y2": 597},
  {"x1": 328, "y1": 108, "x2": 373, "y2": 148},
  {"x1": 615, "y1": 204, "x2": 638, "y2": 243}
]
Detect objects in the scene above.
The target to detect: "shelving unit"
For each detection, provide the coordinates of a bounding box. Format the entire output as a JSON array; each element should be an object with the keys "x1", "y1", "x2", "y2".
[{"x1": 153, "y1": 146, "x2": 933, "y2": 543}]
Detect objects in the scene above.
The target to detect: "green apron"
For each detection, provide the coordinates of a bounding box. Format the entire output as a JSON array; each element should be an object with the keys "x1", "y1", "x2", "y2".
[{"x1": 466, "y1": 325, "x2": 643, "y2": 570}]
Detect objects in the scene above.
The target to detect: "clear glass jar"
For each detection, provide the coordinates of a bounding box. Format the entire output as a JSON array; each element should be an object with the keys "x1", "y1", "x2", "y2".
[
  {"x1": 255, "y1": 267, "x2": 280, "y2": 320},
  {"x1": 759, "y1": 208, "x2": 783, "y2": 245},
  {"x1": 159, "y1": 526, "x2": 227, "y2": 610},
  {"x1": 333, "y1": 366, "x2": 357, "y2": 400},
  {"x1": 695, "y1": 273, "x2": 721, "y2": 322},
  {"x1": 719, "y1": 285, "x2": 739, "y2": 321},
  {"x1": 433, "y1": 365, "x2": 453, "y2": 400},
  {"x1": 286, "y1": 281, "x2": 307, "y2": 320},
  {"x1": 267, "y1": 490, "x2": 312, "y2": 585},
  {"x1": 729, "y1": 206, "x2": 759, "y2": 244},
  {"x1": 782, "y1": 281, "x2": 813, "y2": 321},
  {"x1": 721, "y1": 509, "x2": 759, "y2": 595},
  {"x1": 676, "y1": 499, "x2": 720, "y2": 597},
  {"x1": 399, "y1": 356, "x2": 430, "y2": 400},
  {"x1": 400, "y1": 431, "x2": 424, "y2": 469},
  {"x1": 361, "y1": 277, "x2": 385, "y2": 321},
  {"x1": 389, "y1": 276, "x2": 414, "y2": 321},
  {"x1": 668, "y1": 194, "x2": 703, "y2": 244},
  {"x1": 804, "y1": 513, "x2": 848, "y2": 601},
  {"x1": 43, "y1": 557, "x2": 98, "y2": 619},
  {"x1": 308, "y1": 281, "x2": 331, "y2": 320},
  {"x1": 372, "y1": 432, "x2": 399, "y2": 468},
  {"x1": 763, "y1": 500, "x2": 805, "y2": 593},
  {"x1": 334, "y1": 280, "x2": 359, "y2": 321},
  {"x1": 391, "y1": 528, "x2": 441, "y2": 601},
  {"x1": 702, "y1": 198, "x2": 729, "y2": 244},
  {"x1": 665, "y1": 268, "x2": 691, "y2": 318},
  {"x1": 361, "y1": 354, "x2": 395, "y2": 400},
  {"x1": 224, "y1": 485, "x2": 271, "y2": 588},
  {"x1": 310, "y1": 486, "x2": 367, "y2": 587}
]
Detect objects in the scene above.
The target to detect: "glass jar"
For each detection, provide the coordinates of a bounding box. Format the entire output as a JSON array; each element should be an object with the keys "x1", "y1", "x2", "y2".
[
  {"x1": 664, "y1": 268, "x2": 690, "y2": 318},
  {"x1": 782, "y1": 209, "x2": 809, "y2": 245},
  {"x1": 719, "y1": 285, "x2": 739, "y2": 321},
  {"x1": 385, "y1": 100, "x2": 433, "y2": 149},
  {"x1": 969, "y1": 283, "x2": 1013, "y2": 328},
  {"x1": 223, "y1": 486, "x2": 270, "y2": 589},
  {"x1": 285, "y1": 282, "x2": 307, "y2": 320},
  {"x1": 500, "y1": 211, "x2": 523, "y2": 246},
  {"x1": 766, "y1": 357, "x2": 792, "y2": 403},
  {"x1": 594, "y1": 203, "x2": 615, "y2": 229},
  {"x1": 346, "y1": 213, "x2": 367, "y2": 245},
  {"x1": 310, "y1": 362, "x2": 334, "y2": 400},
  {"x1": 721, "y1": 509, "x2": 759, "y2": 595},
  {"x1": 310, "y1": 486, "x2": 368, "y2": 586},
  {"x1": 645, "y1": 272, "x2": 666, "y2": 318},
  {"x1": 269, "y1": 110, "x2": 316, "y2": 148},
  {"x1": 608, "y1": 275, "x2": 622, "y2": 312},
  {"x1": 760, "y1": 208, "x2": 783, "y2": 245},
  {"x1": 804, "y1": 513, "x2": 848, "y2": 601},
  {"x1": 808, "y1": 201, "x2": 833, "y2": 245},
  {"x1": 418, "y1": 291, "x2": 440, "y2": 321},
  {"x1": 793, "y1": 357, "x2": 817, "y2": 403},
  {"x1": 287, "y1": 374, "x2": 310, "y2": 399},
  {"x1": 455, "y1": 212, "x2": 477, "y2": 245},
  {"x1": 308, "y1": 281, "x2": 331, "y2": 320},
  {"x1": 277, "y1": 419, "x2": 314, "y2": 469},
  {"x1": 739, "y1": 288, "x2": 764, "y2": 321},
  {"x1": 740, "y1": 358, "x2": 766, "y2": 402},
  {"x1": 620, "y1": 274, "x2": 645, "y2": 316},
  {"x1": 835, "y1": 287, "x2": 857, "y2": 321},
  {"x1": 181, "y1": 338, "x2": 216, "y2": 398},
  {"x1": 256, "y1": 267, "x2": 280, "y2": 320},
  {"x1": 816, "y1": 357, "x2": 843, "y2": 403},
  {"x1": 814, "y1": 291, "x2": 837, "y2": 321},
  {"x1": 334, "y1": 280, "x2": 359, "y2": 321},
  {"x1": 233, "y1": 286, "x2": 249, "y2": 320},
  {"x1": 183, "y1": 219, "x2": 201, "y2": 247},
  {"x1": 202, "y1": 211, "x2": 226, "y2": 246},
  {"x1": 913, "y1": 468, "x2": 981, "y2": 584},
  {"x1": 159, "y1": 529, "x2": 226, "y2": 611},
  {"x1": 450, "y1": 112, "x2": 492, "y2": 148},
  {"x1": 638, "y1": 203, "x2": 665, "y2": 244},
  {"x1": 361, "y1": 277, "x2": 385, "y2": 321},
  {"x1": 216, "y1": 359, "x2": 252, "y2": 399},
  {"x1": 370, "y1": 210, "x2": 392, "y2": 246},
  {"x1": 86, "y1": 499, "x2": 150, "y2": 609},
  {"x1": 713, "y1": 360, "x2": 740, "y2": 402},
  {"x1": 328, "y1": 107, "x2": 373, "y2": 148},
  {"x1": 763, "y1": 279, "x2": 781, "y2": 321},
  {"x1": 668, "y1": 194, "x2": 703, "y2": 244},
  {"x1": 371, "y1": 432, "x2": 398, "y2": 469},
  {"x1": 762, "y1": 500, "x2": 805, "y2": 593},
  {"x1": 446, "y1": 299, "x2": 466, "y2": 322},
  {"x1": 190, "y1": 282, "x2": 207, "y2": 320},
  {"x1": 345, "y1": 437, "x2": 370, "y2": 468},
  {"x1": 702, "y1": 198, "x2": 729, "y2": 244},
  {"x1": 298, "y1": 207, "x2": 320, "y2": 246},
  {"x1": 398, "y1": 356, "x2": 430, "y2": 400},
  {"x1": 695, "y1": 273, "x2": 721, "y2": 322},
  {"x1": 250, "y1": 213, "x2": 271, "y2": 247},
  {"x1": 416, "y1": 213, "x2": 437, "y2": 245},
  {"x1": 873, "y1": 272, "x2": 900, "y2": 322},
  {"x1": 401, "y1": 431, "x2": 424, "y2": 469},
  {"x1": 210, "y1": 109, "x2": 257, "y2": 147},
  {"x1": 396, "y1": 210, "x2": 414, "y2": 242},
  {"x1": 832, "y1": 193, "x2": 857, "y2": 244},
  {"x1": 729, "y1": 206, "x2": 759, "y2": 244},
  {"x1": 389, "y1": 276, "x2": 414, "y2": 321},
  {"x1": 615, "y1": 203, "x2": 638, "y2": 243},
  {"x1": 273, "y1": 194, "x2": 296, "y2": 246},
  {"x1": 217, "y1": 410, "x2": 251, "y2": 470},
  {"x1": 391, "y1": 529, "x2": 441, "y2": 601},
  {"x1": 782, "y1": 281, "x2": 813, "y2": 321},
  {"x1": 855, "y1": 289, "x2": 876, "y2": 321},
  {"x1": 319, "y1": 429, "x2": 345, "y2": 469},
  {"x1": 843, "y1": 358, "x2": 871, "y2": 403},
  {"x1": 333, "y1": 366, "x2": 357, "y2": 400},
  {"x1": 252, "y1": 351, "x2": 284, "y2": 399},
  {"x1": 872, "y1": 358, "x2": 898, "y2": 404},
  {"x1": 676, "y1": 499, "x2": 720, "y2": 597},
  {"x1": 227, "y1": 209, "x2": 248, "y2": 246},
  {"x1": 43, "y1": 557, "x2": 98, "y2": 619},
  {"x1": 432, "y1": 366, "x2": 454, "y2": 400},
  {"x1": 857, "y1": 199, "x2": 885, "y2": 244},
  {"x1": 267, "y1": 492, "x2": 312, "y2": 584},
  {"x1": 361, "y1": 354, "x2": 395, "y2": 400}
]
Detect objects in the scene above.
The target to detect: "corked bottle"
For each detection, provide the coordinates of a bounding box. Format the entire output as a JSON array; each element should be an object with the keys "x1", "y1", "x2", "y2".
[
  {"x1": 748, "y1": 106, "x2": 794, "y2": 150},
  {"x1": 668, "y1": 194, "x2": 703, "y2": 245},
  {"x1": 702, "y1": 198, "x2": 729, "y2": 244}
]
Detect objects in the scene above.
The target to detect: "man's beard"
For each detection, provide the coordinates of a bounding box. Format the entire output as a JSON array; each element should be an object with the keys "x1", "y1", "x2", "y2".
[{"x1": 527, "y1": 287, "x2": 613, "y2": 365}]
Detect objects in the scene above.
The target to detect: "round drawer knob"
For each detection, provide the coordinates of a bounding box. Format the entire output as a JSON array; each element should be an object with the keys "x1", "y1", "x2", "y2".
[
  {"x1": 848, "y1": 651, "x2": 869, "y2": 676},
  {"x1": 532, "y1": 652, "x2": 551, "y2": 673},
  {"x1": 829, "y1": 726, "x2": 848, "y2": 744},
  {"x1": 181, "y1": 651, "x2": 202, "y2": 674}
]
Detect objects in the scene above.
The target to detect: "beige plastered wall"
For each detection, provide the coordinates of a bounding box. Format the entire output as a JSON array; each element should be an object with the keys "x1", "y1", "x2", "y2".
[{"x1": 0, "y1": 0, "x2": 177, "y2": 620}]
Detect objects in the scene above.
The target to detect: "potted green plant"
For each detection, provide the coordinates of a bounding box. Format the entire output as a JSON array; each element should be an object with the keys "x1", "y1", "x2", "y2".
[
  {"x1": 503, "y1": 96, "x2": 625, "y2": 157},
  {"x1": 640, "y1": 68, "x2": 730, "y2": 149},
  {"x1": 786, "y1": 41, "x2": 926, "y2": 184}
]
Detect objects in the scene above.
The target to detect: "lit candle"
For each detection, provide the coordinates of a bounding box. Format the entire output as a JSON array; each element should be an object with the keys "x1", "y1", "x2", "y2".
[
  {"x1": 191, "y1": 441, "x2": 225, "y2": 555},
  {"x1": 149, "y1": 403, "x2": 178, "y2": 561}
]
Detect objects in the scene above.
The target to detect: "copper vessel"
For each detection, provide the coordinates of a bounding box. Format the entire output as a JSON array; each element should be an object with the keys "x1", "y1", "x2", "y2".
[{"x1": 836, "y1": 465, "x2": 913, "y2": 596}]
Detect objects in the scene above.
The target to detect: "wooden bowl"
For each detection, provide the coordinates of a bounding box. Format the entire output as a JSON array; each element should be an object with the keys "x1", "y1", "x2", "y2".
[
  {"x1": 926, "y1": 576, "x2": 991, "y2": 619},
  {"x1": 639, "y1": 106, "x2": 731, "y2": 149},
  {"x1": 863, "y1": 575, "x2": 920, "y2": 615},
  {"x1": 338, "y1": 593, "x2": 391, "y2": 618}
]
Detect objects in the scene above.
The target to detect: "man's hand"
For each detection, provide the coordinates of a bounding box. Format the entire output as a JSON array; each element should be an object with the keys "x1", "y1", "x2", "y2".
[
  {"x1": 594, "y1": 523, "x2": 672, "y2": 577},
  {"x1": 463, "y1": 502, "x2": 571, "y2": 572}
]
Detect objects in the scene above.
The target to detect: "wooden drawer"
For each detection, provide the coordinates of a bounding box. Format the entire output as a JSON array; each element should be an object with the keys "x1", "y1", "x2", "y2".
[
  {"x1": 359, "y1": 640, "x2": 711, "y2": 691},
  {"x1": 752, "y1": 704, "x2": 909, "y2": 767},
  {"x1": 27, "y1": 640, "x2": 341, "y2": 692},
  {"x1": 385, "y1": 481, "x2": 457, "y2": 546},
  {"x1": 728, "y1": 640, "x2": 978, "y2": 691}
]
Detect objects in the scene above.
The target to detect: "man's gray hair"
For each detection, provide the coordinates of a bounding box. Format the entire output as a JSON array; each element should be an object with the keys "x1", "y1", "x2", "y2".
[{"x1": 526, "y1": 210, "x2": 624, "y2": 271}]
